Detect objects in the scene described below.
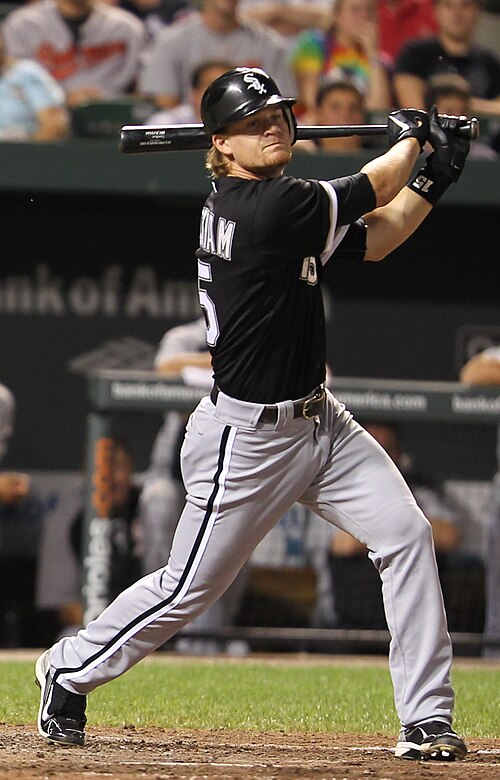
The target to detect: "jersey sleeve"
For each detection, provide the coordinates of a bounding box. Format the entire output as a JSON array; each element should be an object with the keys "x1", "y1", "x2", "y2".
[
  {"x1": 253, "y1": 176, "x2": 337, "y2": 260},
  {"x1": 327, "y1": 219, "x2": 367, "y2": 263},
  {"x1": 327, "y1": 172, "x2": 376, "y2": 225},
  {"x1": 254, "y1": 175, "x2": 373, "y2": 263}
]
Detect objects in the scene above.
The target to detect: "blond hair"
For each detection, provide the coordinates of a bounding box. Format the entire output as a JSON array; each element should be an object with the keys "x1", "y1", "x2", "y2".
[{"x1": 206, "y1": 145, "x2": 231, "y2": 179}]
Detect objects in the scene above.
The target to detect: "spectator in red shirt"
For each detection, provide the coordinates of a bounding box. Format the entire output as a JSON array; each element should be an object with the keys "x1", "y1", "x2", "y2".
[{"x1": 378, "y1": 0, "x2": 437, "y2": 62}]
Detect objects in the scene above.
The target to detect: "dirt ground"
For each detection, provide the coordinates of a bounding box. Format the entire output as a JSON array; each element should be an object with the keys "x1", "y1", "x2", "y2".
[
  {"x1": 0, "y1": 725, "x2": 499, "y2": 780},
  {"x1": 2, "y1": 653, "x2": 499, "y2": 780}
]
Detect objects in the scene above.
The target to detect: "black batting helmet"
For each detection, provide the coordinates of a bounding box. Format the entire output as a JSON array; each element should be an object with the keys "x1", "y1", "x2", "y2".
[{"x1": 201, "y1": 67, "x2": 297, "y2": 143}]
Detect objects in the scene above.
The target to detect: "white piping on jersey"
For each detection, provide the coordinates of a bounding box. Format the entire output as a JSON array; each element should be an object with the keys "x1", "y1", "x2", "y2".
[
  {"x1": 318, "y1": 180, "x2": 349, "y2": 265},
  {"x1": 60, "y1": 426, "x2": 238, "y2": 684}
]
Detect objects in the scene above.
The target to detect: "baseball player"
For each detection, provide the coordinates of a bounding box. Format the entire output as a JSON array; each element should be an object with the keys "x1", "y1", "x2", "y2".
[{"x1": 36, "y1": 67, "x2": 470, "y2": 761}]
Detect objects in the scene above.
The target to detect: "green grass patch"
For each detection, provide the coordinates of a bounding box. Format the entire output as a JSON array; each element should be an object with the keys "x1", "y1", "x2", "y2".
[{"x1": 2, "y1": 657, "x2": 499, "y2": 736}]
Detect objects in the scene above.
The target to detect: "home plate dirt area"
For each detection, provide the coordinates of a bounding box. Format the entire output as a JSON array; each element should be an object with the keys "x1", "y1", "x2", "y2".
[
  {"x1": 1, "y1": 653, "x2": 499, "y2": 780},
  {"x1": 0, "y1": 726, "x2": 499, "y2": 780}
]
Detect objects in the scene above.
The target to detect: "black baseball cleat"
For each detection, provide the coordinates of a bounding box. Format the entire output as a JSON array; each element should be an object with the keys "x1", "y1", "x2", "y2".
[
  {"x1": 395, "y1": 720, "x2": 467, "y2": 761},
  {"x1": 35, "y1": 650, "x2": 87, "y2": 746}
]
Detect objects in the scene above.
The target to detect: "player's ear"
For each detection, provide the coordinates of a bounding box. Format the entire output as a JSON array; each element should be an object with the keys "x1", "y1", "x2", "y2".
[{"x1": 213, "y1": 133, "x2": 233, "y2": 156}]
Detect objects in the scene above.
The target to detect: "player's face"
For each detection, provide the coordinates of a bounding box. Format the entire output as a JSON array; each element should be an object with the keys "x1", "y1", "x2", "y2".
[{"x1": 214, "y1": 106, "x2": 292, "y2": 179}]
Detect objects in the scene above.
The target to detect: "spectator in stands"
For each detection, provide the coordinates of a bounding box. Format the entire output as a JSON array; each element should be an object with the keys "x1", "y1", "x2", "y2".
[
  {"x1": 460, "y1": 347, "x2": 500, "y2": 658},
  {"x1": 115, "y1": 0, "x2": 194, "y2": 45},
  {"x1": 394, "y1": 0, "x2": 500, "y2": 118},
  {"x1": 137, "y1": 0, "x2": 296, "y2": 110},
  {"x1": 147, "y1": 58, "x2": 233, "y2": 125},
  {"x1": 425, "y1": 72, "x2": 497, "y2": 157},
  {"x1": 36, "y1": 436, "x2": 142, "y2": 640},
  {"x1": 239, "y1": 1, "x2": 332, "y2": 47},
  {"x1": 139, "y1": 318, "x2": 210, "y2": 574},
  {"x1": 298, "y1": 76, "x2": 372, "y2": 153},
  {"x1": 0, "y1": 26, "x2": 69, "y2": 141},
  {"x1": 0, "y1": 382, "x2": 29, "y2": 505},
  {"x1": 2, "y1": 0, "x2": 146, "y2": 107},
  {"x1": 0, "y1": 382, "x2": 41, "y2": 647},
  {"x1": 378, "y1": 0, "x2": 437, "y2": 62},
  {"x1": 289, "y1": 0, "x2": 392, "y2": 115},
  {"x1": 329, "y1": 421, "x2": 461, "y2": 631},
  {"x1": 0, "y1": 383, "x2": 15, "y2": 462}
]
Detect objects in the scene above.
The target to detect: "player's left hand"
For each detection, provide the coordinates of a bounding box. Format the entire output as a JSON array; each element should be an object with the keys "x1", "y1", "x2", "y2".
[
  {"x1": 387, "y1": 108, "x2": 429, "y2": 150},
  {"x1": 426, "y1": 105, "x2": 470, "y2": 182}
]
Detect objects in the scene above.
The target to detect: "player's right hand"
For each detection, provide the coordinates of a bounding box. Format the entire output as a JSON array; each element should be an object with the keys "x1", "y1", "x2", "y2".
[
  {"x1": 387, "y1": 108, "x2": 429, "y2": 150},
  {"x1": 426, "y1": 104, "x2": 470, "y2": 182}
]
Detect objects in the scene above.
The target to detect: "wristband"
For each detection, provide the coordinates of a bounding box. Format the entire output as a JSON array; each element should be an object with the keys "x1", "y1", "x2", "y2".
[{"x1": 407, "y1": 163, "x2": 452, "y2": 206}]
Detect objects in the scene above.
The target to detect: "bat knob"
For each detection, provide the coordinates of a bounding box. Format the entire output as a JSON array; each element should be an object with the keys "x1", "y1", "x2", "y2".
[{"x1": 458, "y1": 117, "x2": 479, "y2": 141}]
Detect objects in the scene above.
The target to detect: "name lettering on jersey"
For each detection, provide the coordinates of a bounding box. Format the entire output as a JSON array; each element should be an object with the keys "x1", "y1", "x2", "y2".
[
  {"x1": 243, "y1": 72, "x2": 267, "y2": 95},
  {"x1": 199, "y1": 207, "x2": 236, "y2": 261},
  {"x1": 300, "y1": 256, "x2": 318, "y2": 285}
]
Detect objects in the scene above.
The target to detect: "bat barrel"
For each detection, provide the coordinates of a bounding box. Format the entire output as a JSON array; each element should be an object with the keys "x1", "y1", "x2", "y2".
[{"x1": 120, "y1": 124, "x2": 211, "y2": 153}]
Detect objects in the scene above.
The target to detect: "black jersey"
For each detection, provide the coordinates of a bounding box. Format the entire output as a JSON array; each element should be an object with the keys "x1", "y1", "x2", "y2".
[{"x1": 196, "y1": 173, "x2": 374, "y2": 403}]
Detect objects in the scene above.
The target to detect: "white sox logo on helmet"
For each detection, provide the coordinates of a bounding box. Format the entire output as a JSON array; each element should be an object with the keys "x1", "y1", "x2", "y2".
[{"x1": 243, "y1": 72, "x2": 267, "y2": 95}]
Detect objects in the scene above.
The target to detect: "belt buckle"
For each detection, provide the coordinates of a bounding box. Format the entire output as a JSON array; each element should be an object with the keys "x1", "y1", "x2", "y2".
[{"x1": 302, "y1": 388, "x2": 325, "y2": 419}]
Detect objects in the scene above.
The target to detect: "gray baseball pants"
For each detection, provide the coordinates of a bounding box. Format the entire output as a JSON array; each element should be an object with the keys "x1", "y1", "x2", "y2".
[{"x1": 50, "y1": 389, "x2": 454, "y2": 728}]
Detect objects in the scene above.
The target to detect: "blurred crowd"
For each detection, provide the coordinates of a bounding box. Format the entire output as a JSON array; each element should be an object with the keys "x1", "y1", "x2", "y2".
[{"x1": 0, "y1": 0, "x2": 499, "y2": 154}]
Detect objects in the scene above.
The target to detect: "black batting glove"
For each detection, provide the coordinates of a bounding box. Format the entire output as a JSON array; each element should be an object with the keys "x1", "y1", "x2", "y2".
[
  {"x1": 408, "y1": 105, "x2": 471, "y2": 205},
  {"x1": 387, "y1": 108, "x2": 429, "y2": 151},
  {"x1": 426, "y1": 104, "x2": 470, "y2": 182}
]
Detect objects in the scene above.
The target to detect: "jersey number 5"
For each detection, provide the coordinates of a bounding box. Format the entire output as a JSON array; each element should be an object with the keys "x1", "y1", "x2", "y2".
[{"x1": 198, "y1": 260, "x2": 220, "y2": 347}]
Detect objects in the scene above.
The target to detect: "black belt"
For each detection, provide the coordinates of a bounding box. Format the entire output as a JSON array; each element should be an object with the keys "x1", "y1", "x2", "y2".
[{"x1": 210, "y1": 385, "x2": 326, "y2": 423}]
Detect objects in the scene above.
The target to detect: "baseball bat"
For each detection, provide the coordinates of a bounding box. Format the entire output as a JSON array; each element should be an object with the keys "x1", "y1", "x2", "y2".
[{"x1": 120, "y1": 117, "x2": 479, "y2": 154}]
